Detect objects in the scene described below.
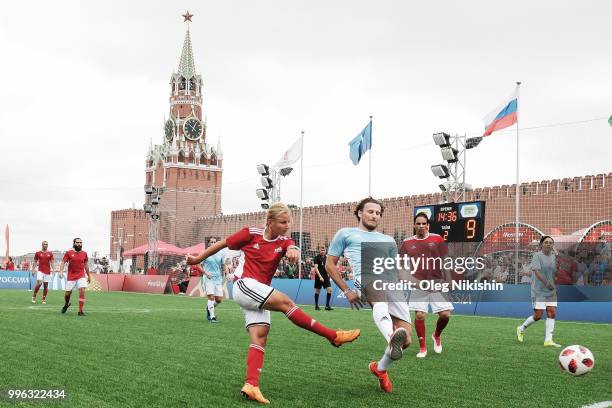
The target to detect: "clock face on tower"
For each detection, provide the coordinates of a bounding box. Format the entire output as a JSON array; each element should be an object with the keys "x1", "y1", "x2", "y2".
[
  {"x1": 183, "y1": 118, "x2": 203, "y2": 141},
  {"x1": 164, "y1": 119, "x2": 175, "y2": 141}
]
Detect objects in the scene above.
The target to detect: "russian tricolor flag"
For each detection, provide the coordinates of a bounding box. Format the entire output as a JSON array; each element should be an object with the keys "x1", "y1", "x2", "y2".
[{"x1": 482, "y1": 90, "x2": 518, "y2": 137}]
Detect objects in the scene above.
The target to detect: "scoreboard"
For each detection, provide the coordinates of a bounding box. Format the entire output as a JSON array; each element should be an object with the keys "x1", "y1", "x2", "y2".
[{"x1": 413, "y1": 201, "x2": 486, "y2": 242}]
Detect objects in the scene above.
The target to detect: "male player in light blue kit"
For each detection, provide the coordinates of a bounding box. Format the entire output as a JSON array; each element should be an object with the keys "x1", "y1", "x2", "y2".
[
  {"x1": 326, "y1": 197, "x2": 412, "y2": 393},
  {"x1": 202, "y1": 238, "x2": 227, "y2": 323}
]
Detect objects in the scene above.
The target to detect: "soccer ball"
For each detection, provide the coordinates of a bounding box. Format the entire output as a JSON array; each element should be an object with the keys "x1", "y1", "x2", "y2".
[{"x1": 559, "y1": 345, "x2": 595, "y2": 376}]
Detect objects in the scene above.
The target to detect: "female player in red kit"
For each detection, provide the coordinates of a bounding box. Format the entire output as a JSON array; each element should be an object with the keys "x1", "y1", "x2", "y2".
[{"x1": 187, "y1": 203, "x2": 360, "y2": 404}]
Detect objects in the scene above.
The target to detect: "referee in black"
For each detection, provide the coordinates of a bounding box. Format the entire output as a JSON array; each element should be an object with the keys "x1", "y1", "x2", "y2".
[{"x1": 313, "y1": 247, "x2": 333, "y2": 310}]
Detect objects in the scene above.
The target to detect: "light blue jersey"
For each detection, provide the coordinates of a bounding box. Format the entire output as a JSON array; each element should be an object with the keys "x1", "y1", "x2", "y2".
[
  {"x1": 202, "y1": 248, "x2": 227, "y2": 285},
  {"x1": 529, "y1": 251, "x2": 557, "y2": 300},
  {"x1": 328, "y1": 227, "x2": 397, "y2": 282}
]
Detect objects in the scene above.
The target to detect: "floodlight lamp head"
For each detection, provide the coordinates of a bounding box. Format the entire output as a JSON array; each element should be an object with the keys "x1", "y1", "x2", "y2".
[
  {"x1": 431, "y1": 164, "x2": 450, "y2": 179},
  {"x1": 256, "y1": 189, "x2": 269, "y2": 200},
  {"x1": 440, "y1": 147, "x2": 459, "y2": 163},
  {"x1": 466, "y1": 137, "x2": 483, "y2": 149},
  {"x1": 261, "y1": 203, "x2": 270, "y2": 210},
  {"x1": 143, "y1": 204, "x2": 153, "y2": 214},
  {"x1": 144, "y1": 185, "x2": 154, "y2": 195},
  {"x1": 256, "y1": 164, "x2": 270, "y2": 176},
  {"x1": 260, "y1": 176, "x2": 273, "y2": 189},
  {"x1": 279, "y1": 167, "x2": 293, "y2": 177},
  {"x1": 432, "y1": 132, "x2": 451, "y2": 147}
]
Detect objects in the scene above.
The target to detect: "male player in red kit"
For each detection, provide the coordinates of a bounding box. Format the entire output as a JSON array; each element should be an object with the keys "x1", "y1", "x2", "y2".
[
  {"x1": 32, "y1": 240, "x2": 54, "y2": 304},
  {"x1": 400, "y1": 213, "x2": 453, "y2": 358},
  {"x1": 59, "y1": 238, "x2": 91, "y2": 316}
]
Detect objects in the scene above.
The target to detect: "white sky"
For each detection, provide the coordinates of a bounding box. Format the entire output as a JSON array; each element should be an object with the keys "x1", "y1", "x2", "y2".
[{"x1": 1, "y1": 0, "x2": 611, "y2": 257}]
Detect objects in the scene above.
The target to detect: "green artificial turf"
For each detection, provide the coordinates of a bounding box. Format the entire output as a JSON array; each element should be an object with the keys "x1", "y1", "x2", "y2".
[{"x1": 0, "y1": 290, "x2": 610, "y2": 407}]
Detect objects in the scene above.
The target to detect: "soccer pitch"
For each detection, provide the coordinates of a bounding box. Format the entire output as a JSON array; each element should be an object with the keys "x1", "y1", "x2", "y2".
[{"x1": 1, "y1": 290, "x2": 610, "y2": 408}]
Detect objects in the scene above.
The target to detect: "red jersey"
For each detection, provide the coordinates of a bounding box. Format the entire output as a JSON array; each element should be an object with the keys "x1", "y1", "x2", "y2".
[
  {"x1": 62, "y1": 250, "x2": 89, "y2": 280},
  {"x1": 556, "y1": 255, "x2": 577, "y2": 285},
  {"x1": 399, "y1": 233, "x2": 448, "y2": 280},
  {"x1": 6, "y1": 261, "x2": 15, "y2": 270},
  {"x1": 34, "y1": 251, "x2": 54, "y2": 274},
  {"x1": 226, "y1": 227, "x2": 295, "y2": 285}
]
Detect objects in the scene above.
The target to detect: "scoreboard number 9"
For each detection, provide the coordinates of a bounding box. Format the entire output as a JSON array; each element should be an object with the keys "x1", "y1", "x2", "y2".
[{"x1": 414, "y1": 201, "x2": 486, "y2": 243}]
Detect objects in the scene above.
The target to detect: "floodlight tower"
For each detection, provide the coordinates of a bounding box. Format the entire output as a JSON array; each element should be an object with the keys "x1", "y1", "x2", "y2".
[
  {"x1": 431, "y1": 132, "x2": 482, "y2": 203},
  {"x1": 143, "y1": 185, "x2": 165, "y2": 269},
  {"x1": 255, "y1": 164, "x2": 293, "y2": 209}
]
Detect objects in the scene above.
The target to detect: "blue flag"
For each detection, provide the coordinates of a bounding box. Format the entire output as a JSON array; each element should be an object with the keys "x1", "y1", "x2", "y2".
[{"x1": 348, "y1": 121, "x2": 372, "y2": 165}]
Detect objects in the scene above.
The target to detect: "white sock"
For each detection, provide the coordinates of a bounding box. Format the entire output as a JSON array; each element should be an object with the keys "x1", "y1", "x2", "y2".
[
  {"x1": 207, "y1": 300, "x2": 215, "y2": 318},
  {"x1": 372, "y1": 302, "x2": 393, "y2": 342},
  {"x1": 377, "y1": 348, "x2": 396, "y2": 371},
  {"x1": 520, "y1": 316, "x2": 536, "y2": 331},
  {"x1": 545, "y1": 318, "x2": 555, "y2": 342}
]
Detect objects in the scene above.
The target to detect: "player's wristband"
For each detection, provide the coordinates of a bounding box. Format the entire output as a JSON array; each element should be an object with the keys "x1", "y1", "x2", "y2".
[{"x1": 288, "y1": 245, "x2": 299, "y2": 251}]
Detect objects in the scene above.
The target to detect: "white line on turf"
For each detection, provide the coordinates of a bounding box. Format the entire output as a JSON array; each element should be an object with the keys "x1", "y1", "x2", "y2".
[
  {"x1": 25, "y1": 305, "x2": 152, "y2": 313},
  {"x1": 581, "y1": 401, "x2": 612, "y2": 408}
]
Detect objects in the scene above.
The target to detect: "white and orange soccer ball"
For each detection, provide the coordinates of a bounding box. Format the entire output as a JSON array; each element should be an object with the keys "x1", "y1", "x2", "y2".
[{"x1": 559, "y1": 345, "x2": 595, "y2": 376}]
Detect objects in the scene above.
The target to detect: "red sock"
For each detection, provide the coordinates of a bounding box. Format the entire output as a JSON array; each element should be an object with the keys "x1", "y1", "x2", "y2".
[
  {"x1": 79, "y1": 295, "x2": 85, "y2": 312},
  {"x1": 42, "y1": 287, "x2": 48, "y2": 300},
  {"x1": 285, "y1": 306, "x2": 336, "y2": 342},
  {"x1": 415, "y1": 319, "x2": 426, "y2": 350},
  {"x1": 434, "y1": 316, "x2": 449, "y2": 337},
  {"x1": 246, "y1": 344, "x2": 265, "y2": 387},
  {"x1": 33, "y1": 283, "x2": 41, "y2": 297}
]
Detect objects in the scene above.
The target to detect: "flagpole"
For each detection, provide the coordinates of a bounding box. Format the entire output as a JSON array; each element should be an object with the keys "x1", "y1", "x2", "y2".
[
  {"x1": 368, "y1": 115, "x2": 373, "y2": 197},
  {"x1": 298, "y1": 131, "x2": 304, "y2": 279},
  {"x1": 4, "y1": 225, "x2": 8, "y2": 266},
  {"x1": 515, "y1": 81, "x2": 521, "y2": 284}
]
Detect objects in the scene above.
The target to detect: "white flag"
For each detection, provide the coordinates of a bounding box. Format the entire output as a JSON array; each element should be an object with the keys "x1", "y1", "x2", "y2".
[{"x1": 273, "y1": 135, "x2": 303, "y2": 169}]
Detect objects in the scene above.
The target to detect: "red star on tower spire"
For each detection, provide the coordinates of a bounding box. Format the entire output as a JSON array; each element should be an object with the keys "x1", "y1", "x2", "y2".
[{"x1": 182, "y1": 11, "x2": 193, "y2": 22}]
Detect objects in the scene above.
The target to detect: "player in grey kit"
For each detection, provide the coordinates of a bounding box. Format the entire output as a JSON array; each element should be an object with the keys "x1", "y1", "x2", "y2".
[{"x1": 516, "y1": 236, "x2": 562, "y2": 347}]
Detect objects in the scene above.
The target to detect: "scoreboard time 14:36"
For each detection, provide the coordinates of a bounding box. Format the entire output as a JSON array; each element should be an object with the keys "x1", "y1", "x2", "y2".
[{"x1": 413, "y1": 201, "x2": 486, "y2": 242}]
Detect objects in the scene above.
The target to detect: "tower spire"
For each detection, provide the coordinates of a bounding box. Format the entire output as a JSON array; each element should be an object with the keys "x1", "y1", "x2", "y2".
[{"x1": 178, "y1": 11, "x2": 196, "y2": 79}]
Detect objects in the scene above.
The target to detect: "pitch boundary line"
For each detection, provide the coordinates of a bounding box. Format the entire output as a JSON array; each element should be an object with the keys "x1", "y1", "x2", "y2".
[{"x1": 581, "y1": 402, "x2": 612, "y2": 408}]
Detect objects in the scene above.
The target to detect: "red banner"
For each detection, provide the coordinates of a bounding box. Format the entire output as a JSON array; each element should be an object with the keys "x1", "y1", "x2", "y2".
[
  {"x1": 581, "y1": 222, "x2": 612, "y2": 243},
  {"x1": 87, "y1": 274, "x2": 127, "y2": 292},
  {"x1": 107, "y1": 274, "x2": 126, "y2": 291},
  {"x1": 122, "y1": 275, "x2": 171, "y2": 294},
  {"x1": 477, "y1": 224, "x2": 542, "y2": 256}
]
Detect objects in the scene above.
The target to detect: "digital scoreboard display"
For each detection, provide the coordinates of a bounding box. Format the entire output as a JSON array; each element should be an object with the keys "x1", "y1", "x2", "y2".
[{"x1": 413, "y1": 201, "x2": 486, "y2": 242}]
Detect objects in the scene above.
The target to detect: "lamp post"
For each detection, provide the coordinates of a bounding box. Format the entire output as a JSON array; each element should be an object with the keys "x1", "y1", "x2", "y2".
[
  {"x1": 431, "y1": 132, "x2": 482, "y2": 203},
  {"x1": 255, "y1": 164, "x2": 293, "y2": 209},
  {"x1": 144, "y1": 185, "x2": 165, "y2": 270}
]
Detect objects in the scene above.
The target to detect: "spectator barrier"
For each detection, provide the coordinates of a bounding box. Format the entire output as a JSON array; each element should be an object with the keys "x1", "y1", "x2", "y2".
[
  {"x1": 0, "y1": 271, "x2": 32, "y2": 289},
  {"x1": 227, "y1": 279, "x2": 612, "y2": 323},
  {"x1": 3, "y1": 271, "x2": 610, "y2": 322}
]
